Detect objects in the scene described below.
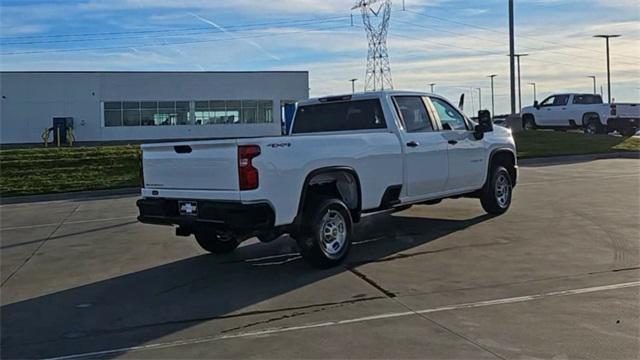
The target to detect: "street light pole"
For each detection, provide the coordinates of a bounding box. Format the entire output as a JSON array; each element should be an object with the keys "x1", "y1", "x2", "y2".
[
  {"x1": 587, "y1": 76, "x2": 597, "y2": 94},
  {"x1": 594, "y1": 35, "x2": 620, "y2": 103},
  {"x1": 514, "y1": 53, "x2": 528, "y2": 114},
  {"x1": 488, "y1": 74, "x2": 497, "y2": 116},
  {"x1": 508, "y1": 0, "x2": 516, "y2": 115},
  {"x1": 528, "y1": 82, "x2": 536, "y2": 103},
  {"x1": 429, "y1": 83, "x2": 436, "y2": 93},
  {"x1": 349, "y1": 78, "x2": 358, "y2": 94}
]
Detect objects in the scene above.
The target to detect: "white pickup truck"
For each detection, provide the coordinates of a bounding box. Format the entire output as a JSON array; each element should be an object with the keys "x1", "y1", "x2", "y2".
[
  {"x1": 137, "y1": 91, "x2": 517, "y2": 268},
  {"x1": 521, "y1": 93, "x2": 640, "y2": 136}
]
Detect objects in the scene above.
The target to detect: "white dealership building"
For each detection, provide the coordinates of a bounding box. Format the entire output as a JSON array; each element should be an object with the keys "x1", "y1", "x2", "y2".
[{"x1": 0, "y1": 71, "x2": 309, "y2": 144}]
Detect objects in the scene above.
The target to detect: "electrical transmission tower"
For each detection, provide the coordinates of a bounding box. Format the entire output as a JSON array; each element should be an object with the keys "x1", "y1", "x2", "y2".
[{"x1": 352, "y1": 0, "x2": 393, "y2": 91}]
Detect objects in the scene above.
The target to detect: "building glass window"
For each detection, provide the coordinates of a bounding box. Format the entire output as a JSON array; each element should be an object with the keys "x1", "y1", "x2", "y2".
[
  {"x1": 103, "y1": 100, "x2": 274, "y2": 127},
  {"x1": 104, "y1": 110, "x2": 123, "y2": 127},
  {"x1": 258, "y1": 101, "x2": 273, "y2": 123}
]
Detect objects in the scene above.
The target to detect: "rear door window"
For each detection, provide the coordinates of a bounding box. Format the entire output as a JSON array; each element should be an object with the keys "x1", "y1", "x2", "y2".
[
  {"x1": 292, "y1": 99, "x2": 386, "y2": 134},
  {"x1": 573, "y1": 95, "x2": 603, "y2": 104},
  {"x1": 393, "y1": 96, "x2": 434, "y2": 133}
]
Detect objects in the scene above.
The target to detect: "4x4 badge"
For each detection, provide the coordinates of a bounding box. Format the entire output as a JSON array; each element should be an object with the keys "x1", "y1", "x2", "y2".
[{"x1": 267, "y1": 143, "x2": 291, "y2": 148}]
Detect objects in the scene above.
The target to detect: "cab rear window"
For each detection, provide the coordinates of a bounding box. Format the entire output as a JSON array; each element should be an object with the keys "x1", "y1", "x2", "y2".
[
  {"x1": 573, "y1": 95, "x2": 603, "y2": 104},
  {"x1": 292, "y1": 99, "x2": 386, "y2": 134}
]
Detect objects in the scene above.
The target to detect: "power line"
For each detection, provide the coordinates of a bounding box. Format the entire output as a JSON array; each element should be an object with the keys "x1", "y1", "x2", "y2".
[
  {"x1": 396, "y1": 20, "x2": 636, "y2": 66},
  {"x1": 404, "y1": 9, "x2": 640, "y2": 63},
  {"x1": 390, "y1": 28, "x2": 639, "y2": 79},
  {"x1": 397, "y1": 14, "x2": 639, "y2": 68},
  {"x1": 0, "y1": 25, "x2": 353, "y2": 55},
  {"x1": 1, "y1": 18, "x2": 349, "y2": 46},
  {"x1": 0, "y1": 15, "x2": 350, "y2": 41}
]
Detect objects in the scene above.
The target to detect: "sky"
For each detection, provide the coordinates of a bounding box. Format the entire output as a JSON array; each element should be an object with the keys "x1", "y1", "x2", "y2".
[{"x1": 1, "y1": 0, "x2": 639, "y2": 115}]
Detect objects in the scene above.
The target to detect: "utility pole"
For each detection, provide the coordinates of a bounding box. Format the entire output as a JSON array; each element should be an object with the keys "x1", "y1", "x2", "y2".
[
  {"x1": 514, "y1": 53, "x2": 528, "y2": 114},
  {"x1": 488, "y1": 74, "x2": 497, "y2": 116},
  {"x1": 587, "y1": 76, "x2": 597, "y2": 94},
  {"x1": 429, "y1": 83, "x2": 436, "y2": 93},
  {"x1": 477, "y1": 88, "x2": 482, "y2": 110},
  {"x1": 594, "y1": 34, "x2": 620, "y2": 103},
  {"x1": 508, "y1": 0, "x2": 516, "y2": 115},
  {"x1": 529, "y1": 82, "x2": 537, "y2": 103},
  {"x1": 350, "y1": 78, "x2": 358, "y2": 94}
]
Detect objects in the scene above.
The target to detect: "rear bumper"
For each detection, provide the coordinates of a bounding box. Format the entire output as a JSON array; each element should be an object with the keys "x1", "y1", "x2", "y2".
[
  {"x1": 607, "y1": 117, "x2": 639, "y2": 130},
  {"x1": 136, "y1": 198, "x2": 275, "y2": 231}
]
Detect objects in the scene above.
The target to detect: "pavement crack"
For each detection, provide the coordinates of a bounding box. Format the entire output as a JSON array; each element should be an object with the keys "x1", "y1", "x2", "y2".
[
  {"x1": 348, "y1": 241, "x2": 506, "y2": 266},
  {"x1": 348, "y1": 267, "x2": 396, "y2": 298},
  {"x1": 220, "y1": 305, "x2": 337, "y2": 334},
  {"x1": 1, "y1": 296, "x2": 385, "y2": 347},
  {"x1": 1, "y1": 204, "x2": 80, "y2": 287}
]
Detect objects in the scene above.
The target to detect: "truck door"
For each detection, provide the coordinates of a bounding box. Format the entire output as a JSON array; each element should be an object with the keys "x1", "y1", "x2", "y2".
[
  {"x1": 392, "y1": 96, "x2": 448, "y2": 198},
  {"x1": 427, "y1": 97, "x2": 486, "y2": 192},
  {"x1": 537, "y1": 95, "x2": 570, "y2": 126}
]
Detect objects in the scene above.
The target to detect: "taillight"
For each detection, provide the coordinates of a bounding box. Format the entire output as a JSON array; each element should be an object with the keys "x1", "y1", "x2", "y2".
[
  {"x1": 139, "y1": 149, "x2": 145, "y2": 188},
  {"x1": 238, "y1": 145, "x2": 261, "y2": 190}
]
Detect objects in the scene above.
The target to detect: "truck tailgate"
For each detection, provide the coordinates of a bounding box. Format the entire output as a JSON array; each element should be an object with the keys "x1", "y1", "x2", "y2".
[
  {"x1": 142, "y1": 140, "x2": 239, "y2": 191},
  {"x1": 614, "y1": 103, "x2": 640, "y2": 118}
]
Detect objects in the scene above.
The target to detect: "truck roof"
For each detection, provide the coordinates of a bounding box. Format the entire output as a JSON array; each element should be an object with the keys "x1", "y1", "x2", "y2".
[{"x1": 300, "y1": 90, "x2": 436, "y2": 106}]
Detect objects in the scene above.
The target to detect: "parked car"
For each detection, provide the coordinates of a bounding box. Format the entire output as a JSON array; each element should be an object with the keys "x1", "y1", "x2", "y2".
[
  {"x1": 137, "y1": 91, "x2": 518, "y2": 268},
  {"x1": 521, "y1": 93, "x2": 639, "y2": 136}
]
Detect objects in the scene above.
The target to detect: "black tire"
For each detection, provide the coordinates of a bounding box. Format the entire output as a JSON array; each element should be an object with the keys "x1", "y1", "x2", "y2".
[
  {"x1": 620, "y1": 127, "x2": 638, "y2": 137},
  {"x1": 583, "y1": 116, "x2": 604, "y2": 135},
  {"x1": 523, "y1": 116, "x2": 537, "y2": 131},
  {"x1": 296, "y1": 198, "x2": 353, "y2": 269},
  {"x1": 480, "y1": 166, "x2": 513, "y2": 215},
  {"x1": 194, "y1": 230, "x2": 239, "y2": 254}
]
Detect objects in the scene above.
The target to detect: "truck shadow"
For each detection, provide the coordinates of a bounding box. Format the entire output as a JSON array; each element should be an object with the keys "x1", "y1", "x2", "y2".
[{"x1": 1, "y1": 211, "x2": 492, "y2": 359}]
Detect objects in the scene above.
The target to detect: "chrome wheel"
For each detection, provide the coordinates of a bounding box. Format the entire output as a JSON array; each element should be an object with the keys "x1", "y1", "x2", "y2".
[
  {"x1": 495, "y1": 173, "x2": 511, "y2": 208},
  {"x1": 319, "y1": 210, "x2": 347, "y2": 258}
]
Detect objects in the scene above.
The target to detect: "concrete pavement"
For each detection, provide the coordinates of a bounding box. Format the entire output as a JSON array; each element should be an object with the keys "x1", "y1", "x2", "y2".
[{"x1": 1, "y1": 159, "x2": 639, "y2": 359}]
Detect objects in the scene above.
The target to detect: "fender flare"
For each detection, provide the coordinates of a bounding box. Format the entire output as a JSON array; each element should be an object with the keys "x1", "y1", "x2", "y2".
[
  {"x1": 486, "y1": 148, "x2": 517, "y2": 187},
  {"x1": 293, "y1": 166, "x2": 362, "y2": 225},
  {"x1": 581, "y1": 112, "x2": 601, "y2": 126}
]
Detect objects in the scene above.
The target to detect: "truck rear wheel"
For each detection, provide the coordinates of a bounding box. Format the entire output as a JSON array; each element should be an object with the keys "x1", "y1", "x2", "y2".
[
  {"x1": 583, "y1": 115, "x2": 604, "y2": 135},
  {"x1": 296, "y1": 198, "x2": 353, "y2": 268},
  {"x1": 480, "y1": 166, "x2": 513, "y2": 215},
  {"x1": 194, "y1": 230, "x2": 239, "y2": 254}
]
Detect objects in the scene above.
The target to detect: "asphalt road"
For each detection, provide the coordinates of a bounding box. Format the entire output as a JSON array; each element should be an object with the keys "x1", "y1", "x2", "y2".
[{"x1": 1, "y1": 159, "x2": 639, "y2": 359}]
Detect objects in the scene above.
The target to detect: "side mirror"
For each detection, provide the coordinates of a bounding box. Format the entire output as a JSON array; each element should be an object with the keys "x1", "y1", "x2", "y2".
[
  {"x1": 474, "y1": 110, "x2": 493, "y2": 140},
  {"x1": 534, "y1": 100, "x2": 540, "y2": 109}
]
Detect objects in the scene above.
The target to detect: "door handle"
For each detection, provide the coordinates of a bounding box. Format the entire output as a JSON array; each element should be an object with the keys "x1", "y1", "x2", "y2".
[
  {"x1": 406, "y1": 141, "x2": 419, "y2": 148},
  {"x1": 448, "y1": 140, "x2": 458, "y2": 145}
]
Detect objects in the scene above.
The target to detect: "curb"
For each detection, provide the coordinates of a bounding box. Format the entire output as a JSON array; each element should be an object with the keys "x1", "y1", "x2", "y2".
[
  {"x1": 518, "y1": 151, "x2": 639, "y2": 166},
  {"x1": 1, "y1": 152, "x2": 638, "y2": 206},
  {"x1": 0, "y1": 187, "x2": 139, "y2": 206}
]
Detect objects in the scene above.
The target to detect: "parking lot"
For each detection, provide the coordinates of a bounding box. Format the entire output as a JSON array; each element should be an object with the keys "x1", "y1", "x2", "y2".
[{"x1": 1, "y1": 158, "x2": 639, "y2": 359}]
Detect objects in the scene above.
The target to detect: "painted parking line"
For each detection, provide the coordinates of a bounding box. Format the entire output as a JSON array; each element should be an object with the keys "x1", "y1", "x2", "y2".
[{"x1": 44, "y1": 281, "x2": 640, "y2": 360}]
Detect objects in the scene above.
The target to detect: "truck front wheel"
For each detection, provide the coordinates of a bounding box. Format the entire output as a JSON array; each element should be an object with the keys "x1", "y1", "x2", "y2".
[
  {"x1": 297, "y1": 198, "x2": 353, "y2": 268},
  {"x1": 480, "y1": 166, "x2": 513, "y2": 215},
  {"x1": 194, "y1": 230, "x2": 239, "y2": 254}
]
